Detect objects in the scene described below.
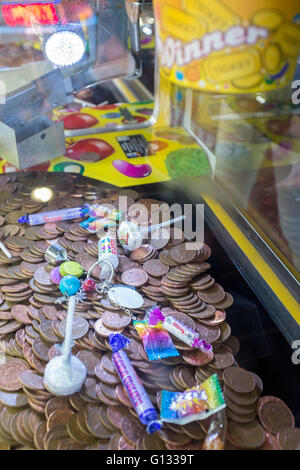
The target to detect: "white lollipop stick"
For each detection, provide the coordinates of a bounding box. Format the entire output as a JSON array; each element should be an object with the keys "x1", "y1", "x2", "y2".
[
  {"x1": 144, "y1": 215, "x2": 186, "y2": 234},
  {"x1": 0, "y1": 241, "x2": 12, "y2": 259},
  {"x1": 62, "y1": 295, "x2": 76, "y2": 363},
  {"x1": 44, "y1": 295, "x2": 87, "y2": 395}
]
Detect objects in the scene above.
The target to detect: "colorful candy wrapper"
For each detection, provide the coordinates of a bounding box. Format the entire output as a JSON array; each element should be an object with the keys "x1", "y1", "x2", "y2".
[
  {"x1": 18, "y1": 207, "x2": 85, "y2": 225},
  {"x1": 80, "y1": 217, "x2": 117, "y2": 233},
  {"x1": 109, "y1": 333, "x2": 162, "y2": 434},
  {"x1": 149, "y1": 307, "x2": 212, "y2": 352},
  {"x1": 83, "y1": 204, "x2": 122, "y2": 221},
  {"x1": 133, "y1": 320, "x2": 180, "y2": 361},
  {"x1": 160, "y1": 374, "x2": 226, "y2": 425},
  {"x1": 203, "y1": 410, "x2": 227, "y2": 450}
]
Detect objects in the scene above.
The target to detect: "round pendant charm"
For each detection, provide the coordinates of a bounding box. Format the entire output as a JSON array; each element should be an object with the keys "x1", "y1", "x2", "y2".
[{"x1": 108, "y1": 286, "x2": 144, "y2": 309}]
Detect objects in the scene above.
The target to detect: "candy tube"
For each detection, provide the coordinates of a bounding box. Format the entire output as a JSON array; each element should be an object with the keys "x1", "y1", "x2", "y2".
[
  {"x1": 109, "y1": 333, "x2": 162, "y2": 434},
  {"x1": 98, "y1": 236, "x2": 118, "y2": 280},
  {"x1": 149, "y1": 307, "x2": 212, "y2": 351},
  {"x1": 18, "y1": 207, "x2": 85, "y2": 225}
]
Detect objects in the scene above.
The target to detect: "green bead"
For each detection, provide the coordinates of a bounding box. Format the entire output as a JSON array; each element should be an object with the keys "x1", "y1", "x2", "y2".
[{"x1": 59, "y1": 261, "x2": 84, "y2": 278}]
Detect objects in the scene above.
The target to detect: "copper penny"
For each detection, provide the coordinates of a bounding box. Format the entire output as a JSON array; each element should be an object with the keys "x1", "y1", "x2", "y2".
[
  {"x1": 143, "y1": 259, "x2": 169, "y2": 277},
  {"x1": 223, "y1": 367, "x2": 256, "y2": 394},
  {"x1": 170, "y1": 244, "x2": 197, "y2": 264},
  {"x1": 121, "y1": 268, "x2": 148, "y2": 287},
  {"x1": 121, "y1": 415, "x2": 144, "y2": 445},
  {"x1": 102, "y1": 310, "x2": 132, "y2": 330},
  {"x1": 277, "y1": 427, "x2": 300, "y2": 450},
  {"x1": 228, "y1": 420, "x2": 265, "y2": 449},
  {"x1": 107, "y1": 406, "x2": 129, "y2": 429},
  {"x1": 45, "y1": 397, "x2": 71, "y2": 420},
  {"x1": 47, "y1": 409, "x2": 74, "y2": 431},
  {"x1": 130, "y1": 245, "x2": 153, "y2": 262},
  {"x1": 18, "y1": 371, "x2": 44, "y2": 391},
  {"x1": 94, "y1": 364, "x2": 120, "y2": 385},
  {"x1": 76, "y1": 350, "x2": 102, "y2": 376},
  {"x1": 11, "y1": 305, "x2": 31, "y2": 325},
  {"x1": 58, "y1": 317, "x2": 89, "y2": 340},
  {"x1": 182, "y1": 348, "x2": 214, "y2": 366},
  {"x1": 85, "y1": 405, "x2": 112, "y2": 439},
  {"x1": 195, "y1": 324, "x2": 221, "y2": 343},
  {"x1": 257, "y1": 396, "x2": 295, "y2": 434},
  {"x1": 115, "y1": 384, "x2": 133, "y2": 408},
  {"x1": 0, "y1": 359, "x2": 29, "y2": 392}
]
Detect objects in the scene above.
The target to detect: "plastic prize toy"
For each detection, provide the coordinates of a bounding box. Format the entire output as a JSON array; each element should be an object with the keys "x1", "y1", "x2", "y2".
[
  {"x1": 118, "y1": 215, "x2": 186, "y2": 251},
  {"x1": 109, "y1": 333, "x2": 163, "y2": 434},
  {"x1": 43, "y1": 274, "x2": 87, "y2": 395},
  {"x1": 148, "y1": 307, "x2": 213, "y2": 352},
  {"x1": 44, "y1": 243, "x2": 69, "y2": 266}
]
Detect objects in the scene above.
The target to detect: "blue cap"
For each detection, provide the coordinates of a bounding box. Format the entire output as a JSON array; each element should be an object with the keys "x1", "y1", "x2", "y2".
[
  {"x1": 18, "y1": 213, "x2": 29, "y2": 224},
  {"x1": 109, "y1": 333, "x2": 130, "y2": 353},
  {"x1": 146, "y1": 419, "x2": 163, "y2": 434}
]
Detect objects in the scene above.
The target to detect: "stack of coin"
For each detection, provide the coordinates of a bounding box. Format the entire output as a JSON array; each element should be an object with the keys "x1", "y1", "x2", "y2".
[{"x1": 0, "y1": 172, "x2": 298, "y2": 450}]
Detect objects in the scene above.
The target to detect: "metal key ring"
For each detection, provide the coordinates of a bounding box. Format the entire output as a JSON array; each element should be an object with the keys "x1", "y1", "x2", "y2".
[{"x1": 87, "y1": 259, "x2": 115, "y2": 284}]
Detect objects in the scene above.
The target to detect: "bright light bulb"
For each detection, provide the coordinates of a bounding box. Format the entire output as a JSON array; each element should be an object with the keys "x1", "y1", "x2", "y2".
[
  {"x1": 44, "y1": 30, "x2": 86, "y2": 67},
  {"x1": 31, "y1": 187, "x2": 54, "y2": 203}
]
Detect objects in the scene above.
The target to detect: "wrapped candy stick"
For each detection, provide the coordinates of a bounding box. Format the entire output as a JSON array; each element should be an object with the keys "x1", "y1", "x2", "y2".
[
  {"x1": 118, "y1": 215, "x2": 186, "y2": 251},
  {"x1": 148, "y1": 307, "x2": 212, "y2": 352},
  {"x1": 109, "y1": 333, "x2": 162, "y2": 434},
  {"x1": 18, "y1": 206, "x2": 85, "y2": 225}
]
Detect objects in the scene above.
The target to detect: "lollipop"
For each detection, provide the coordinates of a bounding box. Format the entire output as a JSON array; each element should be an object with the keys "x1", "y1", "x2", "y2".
[
  {"x1": 118, "y1": 215, "x2": 186, "y2": 251},
  {"x1": 43, "y1": 275, "x2": 87, "y2": 395}
]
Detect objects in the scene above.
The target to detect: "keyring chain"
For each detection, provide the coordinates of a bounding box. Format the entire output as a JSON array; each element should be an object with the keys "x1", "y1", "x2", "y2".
[{"x1": 87, "y1": 262, "x2": 137, "y2": 321}]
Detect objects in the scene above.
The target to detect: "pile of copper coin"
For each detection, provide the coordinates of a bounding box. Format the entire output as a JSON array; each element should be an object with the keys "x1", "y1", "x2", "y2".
[{"x1": 0, "y1": 172, "x2": 298, "y2": 450}]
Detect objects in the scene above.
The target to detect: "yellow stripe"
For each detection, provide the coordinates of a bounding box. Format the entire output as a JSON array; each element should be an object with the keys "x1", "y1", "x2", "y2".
[
  {"x1": 202, "y1": 194, "x2": 300, "y2": 323},
  {"x1": 113, "y1": 79, "x2": 137, "y2": 102}
]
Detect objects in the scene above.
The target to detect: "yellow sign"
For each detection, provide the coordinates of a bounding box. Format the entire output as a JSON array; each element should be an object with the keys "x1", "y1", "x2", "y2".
[{"x1": 154, "y1": 0, "x2": 300, "y2": 93}]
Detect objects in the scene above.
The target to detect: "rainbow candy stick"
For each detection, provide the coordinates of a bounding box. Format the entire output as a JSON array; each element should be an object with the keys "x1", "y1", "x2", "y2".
[{"x1": 134, "y1": 320, "x2": 179, "y2": 361}]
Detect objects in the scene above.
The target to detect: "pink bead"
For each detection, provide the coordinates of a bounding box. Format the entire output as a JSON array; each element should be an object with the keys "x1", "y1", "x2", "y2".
[{"x1": 83, "y1": 278, "x2": 96, "y2": 292}]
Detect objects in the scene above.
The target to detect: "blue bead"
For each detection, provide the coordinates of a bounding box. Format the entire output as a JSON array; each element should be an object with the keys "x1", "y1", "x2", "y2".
[{"x1": 59, "y1": 275, "x2": 81, "y2": 296}]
